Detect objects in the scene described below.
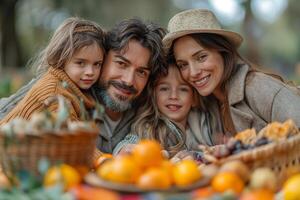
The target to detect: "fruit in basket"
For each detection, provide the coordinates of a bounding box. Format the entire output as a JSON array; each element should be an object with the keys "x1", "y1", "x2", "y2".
[
  {"x1": 249, "y1": 167, "x2": 277, "y2": 192},
  {"x1": 93, "y1": 153, "x2": 113, "y2": 169},
  {"x1": 160, "y1": 160, "x2": 174, "y2": 183},
  {"x1": 96, "y1": 159, "x2": 114, "y2": 180},
  {"x1": 283, "y1": 174, "x2": 300, "y2": 200},
  {"x1": 97, "y1": 155, "x2": 141, "y2": 184},
  {"x1": 211, "y1": 171, "x2": 244, "y2": 194},
  {"x1": 172, "y1": 159, "x2": 201, "y2": 187},
  {"x1": 137, "y1": 167, "x2": 172, "y2": 189},
  {"x1": 44, "y1": 164, "x2": 81, "y2": 190},
  {"x1": 219, "y1": 160, "x2": 250, "y2": 182},
  {"x1": 234, "y1": 128, "x2": 257, "y2": 145},
  {"x1": 258, "y1": 119, "x2": 299, "y2": 142},
  {"x1": 199, "y1": 164, "x2": 219, "y2": 179},
  {"x1": 212, "y1": 144, "x2": 230, "y2": 158},
  {"x1": 131, "y1": 139, "x2": 163, "y2": 168}
]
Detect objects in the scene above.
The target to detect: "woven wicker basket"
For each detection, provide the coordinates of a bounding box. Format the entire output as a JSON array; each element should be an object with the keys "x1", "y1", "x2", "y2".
[
  {"x1": 219, "y1": 134, "x2": 300, "y2": 186},
  {"x1": 0, "y1": 130, "x2": 98, "y2": 174}
]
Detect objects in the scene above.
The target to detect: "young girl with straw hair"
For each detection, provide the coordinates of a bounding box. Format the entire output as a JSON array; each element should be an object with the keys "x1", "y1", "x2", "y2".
[{"x1": 0, "y1": 17, "x2": 106, "y2": 124}]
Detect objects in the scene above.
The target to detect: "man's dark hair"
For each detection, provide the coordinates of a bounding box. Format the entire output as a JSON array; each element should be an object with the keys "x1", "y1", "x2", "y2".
[
  {"x1": 105, "y1": 18, "x2": 167, "y2": 106},
  {"x1": 105, "y1": 18, "x2": 167, "y2": 77}
]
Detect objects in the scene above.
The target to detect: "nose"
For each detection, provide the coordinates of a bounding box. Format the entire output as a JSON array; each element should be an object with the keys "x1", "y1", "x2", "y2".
[
  {"x1": 85, "y1": 65, "x2": 95, "y2": 76},
  {"x1": 189, "y1": 62, "x2": 202, "y2": 78},
  {"x1": 122, "y1": 69, "x2": 135, "y2": 86},
  {"x1": 169, "y1": 88, "x2": 178, "y2": 99}
]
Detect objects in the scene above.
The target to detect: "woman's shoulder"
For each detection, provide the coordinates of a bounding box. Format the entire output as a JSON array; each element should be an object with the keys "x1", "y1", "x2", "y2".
[
  {"x1": 244, "y1": 70, "x2": 300, "y2": 109},
  {"x1": 245, "y1": 70, "x2": 289, "y2": 97}
]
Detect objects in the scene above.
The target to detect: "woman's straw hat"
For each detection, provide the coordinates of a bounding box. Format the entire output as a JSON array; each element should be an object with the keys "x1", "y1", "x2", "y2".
[{"x1": 163, "y1": 9, "x2": 243, "y2": 50}]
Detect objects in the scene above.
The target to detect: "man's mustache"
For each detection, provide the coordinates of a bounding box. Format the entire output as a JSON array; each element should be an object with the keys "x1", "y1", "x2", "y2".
[{"x1": 109, "y1": 80, "x2": 138, "y2": 95}]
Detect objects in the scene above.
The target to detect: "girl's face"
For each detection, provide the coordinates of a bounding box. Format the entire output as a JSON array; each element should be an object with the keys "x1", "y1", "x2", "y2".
[
  {"x1": 64, "y1": 43, "x2": 104, "y2": 90},
  {"x1": 173, "y1": 36, "x2": 224, "y2": 98},
  {"x1": 155, "y1": 66, "x2": 194, "y2": 127}
]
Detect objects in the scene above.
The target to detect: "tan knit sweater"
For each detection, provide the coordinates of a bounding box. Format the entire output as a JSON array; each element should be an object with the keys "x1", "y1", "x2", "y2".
[{"x1": 0, "y1": 67, "x2": 95, "y2": 125}]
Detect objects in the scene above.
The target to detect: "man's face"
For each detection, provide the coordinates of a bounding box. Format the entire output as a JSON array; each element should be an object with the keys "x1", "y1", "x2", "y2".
[{"x1": 98, "y1": 39, "x2": 151, "y2": 112}]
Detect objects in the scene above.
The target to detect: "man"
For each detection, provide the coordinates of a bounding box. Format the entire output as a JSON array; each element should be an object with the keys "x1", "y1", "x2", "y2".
[
  {"x1": 92, "y1": 18, "x2": 166, "y2": 153},
  {"x1": 0, "y1": 18, "x2": 166, "y2": 153}
]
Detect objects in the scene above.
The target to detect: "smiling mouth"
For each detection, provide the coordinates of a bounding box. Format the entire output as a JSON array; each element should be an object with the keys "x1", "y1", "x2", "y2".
[
  {"x1": 81, "y1": 79, "x2": 94, "y2": 84},
  {"x1": 110, "y1": 81, "x2": 137, "y2": 97},
  {"x1": 166, "y1": 104, "x2": 182, "y2": 111},
  {"x1": 194, "y1": 74, "x2": 210, "y2": 87},
  {"x1": 117, "y1": 88, "x2": 133, "y2": 97}
]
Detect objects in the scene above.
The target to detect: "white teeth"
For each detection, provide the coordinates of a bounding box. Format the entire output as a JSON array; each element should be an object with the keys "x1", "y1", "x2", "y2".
[{"x1": 195, "y1": 76, "x2": 209, "y2": 85}]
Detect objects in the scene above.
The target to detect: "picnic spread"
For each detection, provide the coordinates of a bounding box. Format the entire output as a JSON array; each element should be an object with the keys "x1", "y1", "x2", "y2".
[{"x1": 1, "y1": 111, "x2": 300, "y2": 200}]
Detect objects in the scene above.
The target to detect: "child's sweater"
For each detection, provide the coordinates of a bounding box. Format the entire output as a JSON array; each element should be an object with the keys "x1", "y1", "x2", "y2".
[{"x1": 0, "y1": 67, "x2": 95, "y2": 124}]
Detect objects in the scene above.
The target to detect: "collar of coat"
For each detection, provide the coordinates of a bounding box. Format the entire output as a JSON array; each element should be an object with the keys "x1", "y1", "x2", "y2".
[{"x1": 227, "y1": 63, "x2": 250, "y2": 105}]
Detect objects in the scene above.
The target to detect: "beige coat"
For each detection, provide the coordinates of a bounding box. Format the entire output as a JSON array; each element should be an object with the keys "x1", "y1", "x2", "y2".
[{"x1": 202, "y1": 64, "x2": 300, "y2": 145}]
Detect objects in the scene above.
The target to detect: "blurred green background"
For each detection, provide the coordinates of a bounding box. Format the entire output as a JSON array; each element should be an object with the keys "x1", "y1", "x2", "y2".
[{"x1": 0, "y1": 0, "x2": 299, "y2": 97}]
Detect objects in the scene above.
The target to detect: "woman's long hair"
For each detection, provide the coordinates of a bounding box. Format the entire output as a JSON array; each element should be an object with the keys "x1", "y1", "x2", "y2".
[{"x1": 184, "y1": 33, "x2": 289, "y2": 134}]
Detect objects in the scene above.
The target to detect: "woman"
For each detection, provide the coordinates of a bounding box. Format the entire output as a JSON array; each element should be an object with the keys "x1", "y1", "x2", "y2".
[{"x1": 163, "y1": 9, "x2": 300, "y2": 145}]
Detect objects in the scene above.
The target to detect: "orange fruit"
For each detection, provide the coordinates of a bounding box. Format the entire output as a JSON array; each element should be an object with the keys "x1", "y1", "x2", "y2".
[
  {"x1": 93, "y1": 153, "x2": 113, "y2": 169},
  {"x1": 283, "y1": 173, "x2": 300, "y2": 200},
  {"x1": 72, "y1": 184, "x2": 120, "y2": 200},
  {"x1": 98, "y1": 155, "x2": 141, "y2": 184},
  {"x1": 211, "y1": 171, "x2": 244, "y2": 194},
  {"x1": 240, "y1": 189, "x2": 274, "y2": 200},
  {"x1": 44, "y1": 164, "x2": 81, "y2": 190},
  {"x1": 173, "y1": 159, "x2": 201, "y2": 187},
  {"x1": 137, "y1": 167, "x2": 172, "y2": 189},
  {"x1": 193, "y1": 186, "x2": 214, "y2": 198},
  {"x1": 96, "y1": 159, "x2": 114, "y2": 180},
  {"x1": 131, "y1": 139, "x2": 163, "y2": 169},
  {"x1": 160, "y1": 160, "x2": 174, "y2": 183}
]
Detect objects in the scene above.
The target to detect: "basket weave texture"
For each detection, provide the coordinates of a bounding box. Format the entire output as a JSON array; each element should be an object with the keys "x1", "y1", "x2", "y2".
[
  {"x1": 0, "y1": 130, "x2": 98, "y2": 174},
  {"x1": 220, "y1": 134, "x2": 300, "y2": 186}
]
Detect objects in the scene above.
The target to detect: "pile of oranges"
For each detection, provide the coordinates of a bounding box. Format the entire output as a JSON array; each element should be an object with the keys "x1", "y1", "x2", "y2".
[{"x1": 95, "y1": 139, "x2": 202, "y2": 190}]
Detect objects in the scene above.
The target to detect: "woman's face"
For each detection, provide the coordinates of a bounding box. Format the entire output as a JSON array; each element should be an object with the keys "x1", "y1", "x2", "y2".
[
  {"x1": 155, "y1": 66, "x2": 194, "y2": 127},
  {"x1": 173, "y1": 35, "x2": 224, "y2": 98}
]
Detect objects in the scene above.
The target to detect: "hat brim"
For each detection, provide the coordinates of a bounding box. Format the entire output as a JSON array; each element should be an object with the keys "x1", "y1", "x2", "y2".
[{"x1": 163, "y1": 29, "x2": 243, "y2": 51}]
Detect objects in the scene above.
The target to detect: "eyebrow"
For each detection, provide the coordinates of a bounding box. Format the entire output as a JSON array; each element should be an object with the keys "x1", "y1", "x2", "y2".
[
  {"x1": 115, "y1": 54, "x2": 150, "y2": 70},
  {"x1": 176, "y1": 49, "x2": 205, "y2": 62},
  {"x1": 191, "y1": 49, "x2": 205, "y2": 57},
  {"x1": 115, "y1": 55, "x2": 131, "y2": 64},
  {"x1": 73, "y1": 57, "x2": 103, "y2": 63}
]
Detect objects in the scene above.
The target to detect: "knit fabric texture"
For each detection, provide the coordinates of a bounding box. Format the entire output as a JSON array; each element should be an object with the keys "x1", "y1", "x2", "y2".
[{"x1": 0, "y1": 67, "x2": 95, "y2": 125}]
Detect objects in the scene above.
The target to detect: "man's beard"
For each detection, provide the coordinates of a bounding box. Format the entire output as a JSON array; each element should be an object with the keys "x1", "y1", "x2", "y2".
[{"x1": 97, "y1": 80, "x2": 138, "y2": 112}]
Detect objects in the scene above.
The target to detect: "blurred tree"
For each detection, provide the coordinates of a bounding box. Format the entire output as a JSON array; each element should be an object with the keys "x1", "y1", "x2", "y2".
[
  {"x1": 242, "y1": 0, "x2": 262, "y2": 66},
  {"x1": 0, "y1": 0, "x2": 22, "y2": 69},
  {"x1": 1, "y1": 0, "x2": 298, "y2": 82}
]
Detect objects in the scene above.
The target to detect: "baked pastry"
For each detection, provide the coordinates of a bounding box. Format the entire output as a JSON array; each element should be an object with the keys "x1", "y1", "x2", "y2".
[
  {"x1": 258, "y1": 119, "x2": 299, "y2": 141},
  {"x1": 234, "y1": 128, "x2": 257, "y2": 145}
]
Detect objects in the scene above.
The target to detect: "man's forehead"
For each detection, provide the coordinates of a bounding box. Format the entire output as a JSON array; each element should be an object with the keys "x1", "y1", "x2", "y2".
[{"x1": 109, "y1": 41, "x2": 151, "y2": 67}]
